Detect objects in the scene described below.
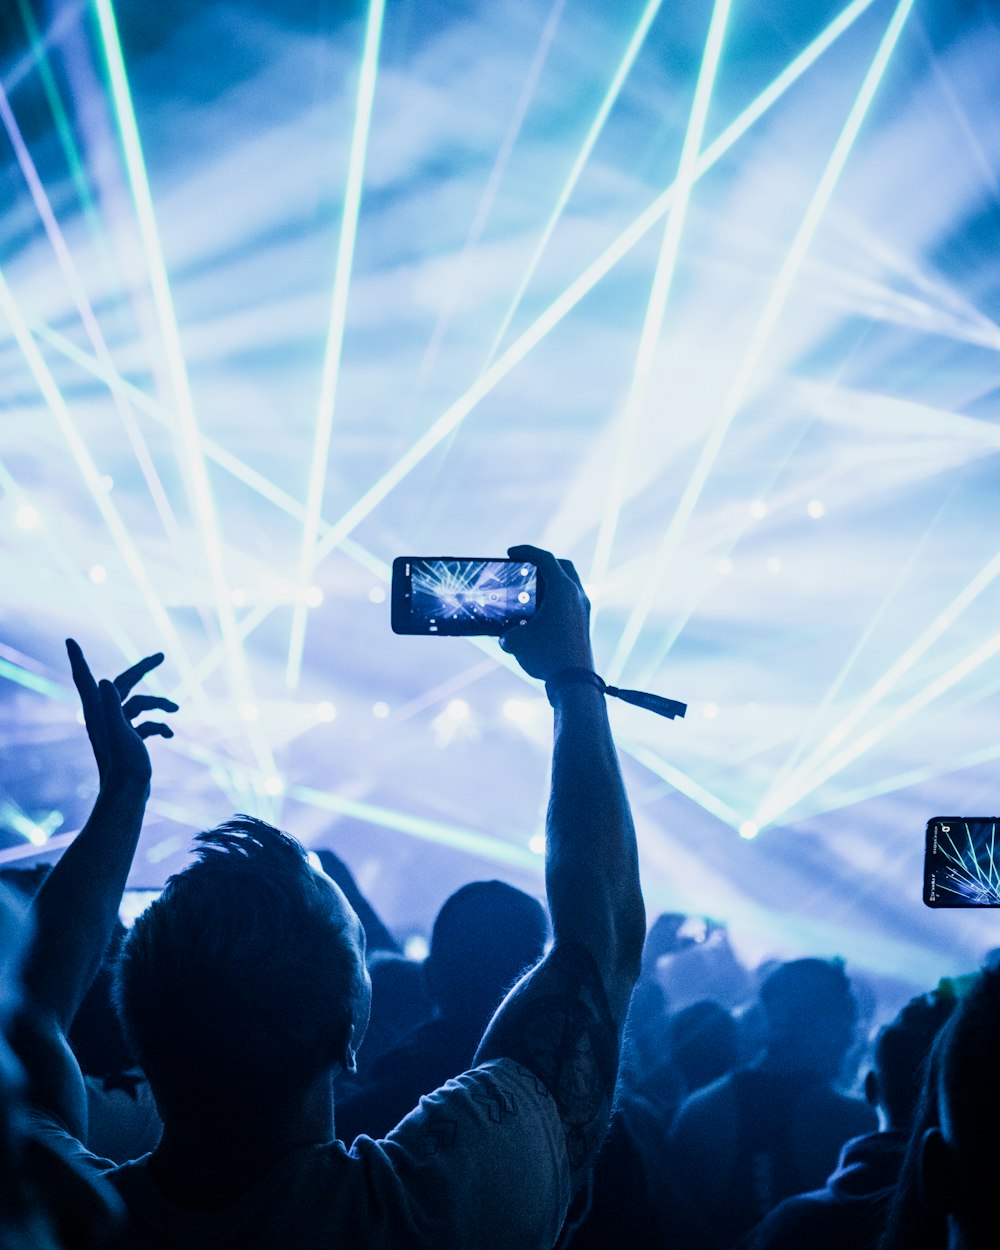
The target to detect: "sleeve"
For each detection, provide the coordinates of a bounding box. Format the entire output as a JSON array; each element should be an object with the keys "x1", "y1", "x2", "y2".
[{"x1": 350, "y1": 1059, "x2": 572, "y2": 1250}]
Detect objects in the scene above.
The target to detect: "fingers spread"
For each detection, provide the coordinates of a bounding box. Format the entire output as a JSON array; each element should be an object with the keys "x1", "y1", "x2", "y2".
[{"x1": 113, "y1": 652, "x2": 165, "y2": 700}]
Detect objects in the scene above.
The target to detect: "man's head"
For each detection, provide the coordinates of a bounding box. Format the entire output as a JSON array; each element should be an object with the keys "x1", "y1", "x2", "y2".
[
  {"x1": 867, "y1": 987, "x2": 956, "y2": 1131},
  {"x1": 920, "y1": 967, "x2": 1000, "y2": 1250},
  {"x1": 114, "y1": 817, "x2": 370, "y2": 1131},
  {"x1": 425, "y1": 881, "x2": 547, "y2": 1023},
  {"x1": 758, "y1": 957, "x2": 857, "y2": 1077}
]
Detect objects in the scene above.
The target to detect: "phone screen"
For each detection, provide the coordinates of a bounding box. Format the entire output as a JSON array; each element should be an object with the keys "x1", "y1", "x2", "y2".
[
  {"x1": 924, "y1": 818, "x2": 1000, "y2": 907},
  {"x1": 391, "y1": 557, "x2": 538, "y2": 635}
]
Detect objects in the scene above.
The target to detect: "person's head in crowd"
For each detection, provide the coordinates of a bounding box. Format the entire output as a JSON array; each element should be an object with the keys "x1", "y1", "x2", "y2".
[
  {"x1": 866, "y1": 986, "x2": 956, "y2": 1132},
  {"x1": 114, "y1": 816, "x2": 371, "y2": 1137},
  {"x1": 356, "y1": 951, "x2": 431, "y2": 1072},
  {"x1": 917, "y1": 966, "x2": 1000, "y2": 1250},
  {"x1": 424, "y1": 881, "x2": 547, "y2": 1025},
  {"x1": 668, "y1": 1000, "x2": 740, "y2": 1094},
  {"x1": 758, "y1": 957, "x2": 857, "y2": 1077}
]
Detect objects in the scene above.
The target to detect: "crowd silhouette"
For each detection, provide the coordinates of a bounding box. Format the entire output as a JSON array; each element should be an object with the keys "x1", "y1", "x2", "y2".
[{"x1": 0, "y1": 544, "x2": 994, "y2": 1249}]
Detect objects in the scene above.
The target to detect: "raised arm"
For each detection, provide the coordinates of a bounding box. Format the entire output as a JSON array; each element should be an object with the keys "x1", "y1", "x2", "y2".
[
  {"x1": 475, "y1": 545, "x2": 646, "y2": 1179},
  {"x1": 14, "y1": 641, "x2": 175, "y2": 1139}
]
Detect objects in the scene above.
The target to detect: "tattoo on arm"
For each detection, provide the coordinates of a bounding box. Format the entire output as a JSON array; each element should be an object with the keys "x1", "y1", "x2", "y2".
[{"x1": 475, "y1": 943, "x2": 619, "y2": 1176}]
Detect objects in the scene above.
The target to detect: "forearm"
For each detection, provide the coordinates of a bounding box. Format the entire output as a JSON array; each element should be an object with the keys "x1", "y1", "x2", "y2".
[
  {"x1": 545, "y1": 683, "x2": 645, "y2": 1022},
  {"x1": 22, "y1": 777, "x2": 148, "y2": 1031}
]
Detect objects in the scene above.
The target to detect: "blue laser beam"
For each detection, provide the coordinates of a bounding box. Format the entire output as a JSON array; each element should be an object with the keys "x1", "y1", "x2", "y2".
[
  {"x1": 304, "y1": 0, "x2": 879, "y2": 578},
  {"x1": 606, "y1": 0, "x2": 918, "y2": 686},
  {"x1": 286, "y1": 0, "x2": 387, "y2": 691},
  {"x1": 589, "y1": 0, "x2": 732, "y2": 613},
  {"x1": 93, "y1": 0, "x2": 275, "y2": 777},
  {"x1": 483, "y1": 0, "x2": 665, "y2": 366}
]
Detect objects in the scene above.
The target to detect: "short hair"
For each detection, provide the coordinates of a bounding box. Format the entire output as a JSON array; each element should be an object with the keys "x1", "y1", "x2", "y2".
[
  {"x1": 428, "y1": 881, "x2": 547, "y2": 1017},
  {"x1": 758, "y1": 958, "x2": 857, "y2": 1073},
  {"x1": 938, "y1": 967, "x2": 1000, "y2": 1194},
  {"x1": 114, "y1": 817, "x2": 365, "y2": 1126},
  {"x1": 874, "y1": 987, "x2": 956, "y2": 1130}
]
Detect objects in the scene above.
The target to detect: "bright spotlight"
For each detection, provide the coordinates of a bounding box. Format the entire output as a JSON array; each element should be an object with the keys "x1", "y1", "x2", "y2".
[
  {"x1": 369, "y1": 585, "x2": 387, "y2": 604},
  {"x1": 316, "y1": 700, "x2": 337, "y2": 722},
  {"x1": 766, "y1": 557, "x2": 783, "y2": 574},
  {"x1": 14, "y1": 503, "x2": 40, "y2": 531},
  {"x1": 529, "y1": 833, "x2": 546, "y2": 855},
  {"x1": 302, "y1": 585, "x2": 324, "y2": 608},
  {"x1": 231, "y1": 588, "x2": 248, "y2": 606},
  {"x1": 404, "y1": 934, "x2": 429, "y2": 961},
  {"x1": 263, "y1": 775, "x2": 285, "y2": 796},
  {"x1": 372, "y1": 701, "x2": 390, "y2": 719},
  {"x1": 702, "y1": 702, "x2": 719, "y2": 719},
  {"x1": 807, "y1": 499, "x2": 826, "y2": 519},
  {"x1": 750, "y1": 500, "x2": 768, "y2": 519},
  {"x1": 89, "y1": 564, "x2": 107, "y2": 584},
  {"x1": 240, "y1": 701, "x2": 259, "y2": 722},
  {"x1": 446, "y1": 699, "x2": 469, "y2": 721},
  {"x1": 718, "y1": 557, "x2": 734, "y2": 575},
  {"x1": 503, "y1": 698, "x2": 533, "y2": 725},
  {"x1": 99, "y1": 474, "x2": 114, "y2": 492},
  {"x1": 739, "y1": 821, "x2": 759, "y2": 840}
]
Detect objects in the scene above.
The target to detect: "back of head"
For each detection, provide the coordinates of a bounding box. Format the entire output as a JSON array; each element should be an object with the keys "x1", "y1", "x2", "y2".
[
  {"x1": 115, "y1": 817, "x2": 368, "y2": 1131},
  {"x1": 933, "y1": 966, "x2": 1000, "y2": 1249},
  {"x1": 758, "y1": 958, "x2": 857, "y2": 1076},
  {"x1": 668, "y1": 1000, "x2": 739, "y2": 1093},
  {"x1": 427, "y1": 881, "x2": 547, "y2": 1020},
  {"x1": 873, "y1": 987, "x2": 956, "y2": 1130}
]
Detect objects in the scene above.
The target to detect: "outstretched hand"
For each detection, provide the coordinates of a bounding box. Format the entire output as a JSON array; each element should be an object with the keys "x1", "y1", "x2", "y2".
[
  {"x1": 66, "y1": 639, "x2": 177, "y2": 790},
  {"x1": 499, "y1": 544, "x2": 594, "y2": 682}
]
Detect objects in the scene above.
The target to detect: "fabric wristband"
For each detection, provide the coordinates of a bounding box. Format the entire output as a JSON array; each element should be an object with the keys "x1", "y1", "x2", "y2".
[{"x1": 544, "y1": 666, "x2": 686, "y2": 721}]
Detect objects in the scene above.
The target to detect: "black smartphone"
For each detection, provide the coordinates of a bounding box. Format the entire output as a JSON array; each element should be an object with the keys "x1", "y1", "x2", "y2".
[
  {"x1": 391, "y1": 557, "x2": 539, "y2": 635},
  {"x1": 923, "y1": 818, "x2": 1000, "y2": 907}
]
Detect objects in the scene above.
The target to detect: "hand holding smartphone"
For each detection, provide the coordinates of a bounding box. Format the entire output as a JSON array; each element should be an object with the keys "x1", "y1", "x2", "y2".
[{"x1": 924, "y1": 818, "x2": 1000, "y2": 907}]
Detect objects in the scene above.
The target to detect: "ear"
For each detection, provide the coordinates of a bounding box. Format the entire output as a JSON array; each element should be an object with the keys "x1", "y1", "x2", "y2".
[
  {"x1": 920, "y1": 1127, "x2": 957, "y2": 1216},
  {"x1": 864, "y1": 1070, "x2": 879, "y2": 1108},
  {"x1": 335, "y1": 1022, "x2": 358, "y2": 1075}
]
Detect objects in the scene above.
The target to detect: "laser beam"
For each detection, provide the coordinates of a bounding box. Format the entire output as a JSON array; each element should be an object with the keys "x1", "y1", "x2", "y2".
[
  {"x1": 607, "y1": 0, "x2": 917, "y2": 685},
  {"x1": 590, "y1": 0, "x2": 731, "y2": 610},
  {"x1": 306, "y1": 0, "x2": 879, "y2": 576},
  {"x1": 286, "y1": 0, "x2": 387, "y2": 691},
  {"x1": 93, "y1": 0, "x2": 273, "y2": 775},
  {"x1": 484, "y1": 0, "x2": 665, "y2": 365}
]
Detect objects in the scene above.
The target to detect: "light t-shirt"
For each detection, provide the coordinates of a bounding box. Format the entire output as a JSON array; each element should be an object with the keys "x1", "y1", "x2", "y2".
[{"x1": 42, "y1": 1060, "x2": 571, "y2": 1250}]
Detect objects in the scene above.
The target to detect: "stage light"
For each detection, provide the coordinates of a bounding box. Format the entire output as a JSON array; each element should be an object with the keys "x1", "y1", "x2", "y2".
[
  {"x1": 446, "y1": 699, "x2": 470, "y2": 721},
  {"x1": 807, "y1": 499, "x2": 826, "y2": 518},
  {"x1": 739, "y1": 822, "x2": 759, "y2": 840},
  {"x1": 89, "y1": 564, "x2": 108, "y2": 585},
  {"x1": 590, "y1": 0, "x2": 731, "y2": 611},
  {"x1": 286, "y1": 0, "x2": 387, "y2": 691},
  {"x1": 240, "y1": 702, "x2": 259, "y2": 722},
  {"x1": 529, "y1": 833, "x2": 546, "y2": 855},
  {"x1": 263, "y1": 775, "x2": 285, "y2": 796},
  {"x1": 231, "y1": 588, "x2": 248, "y2": 606},
  {"x1": 302, "y1": 586, "x2": 324, "y2": 608},
  {"x1": 404, "y1": 934, "x2": 429, "y2": 961},
  {"x1": 607, "y1": 0, "x2": 917, "y2": 686},
  {"x1": 14, "y1": 503, "x2": 40, "y2": 531},
  {"x1": 369, "y1": 586, "x2": 387, "y2": 604},
  {"x1": 766, "y1": 557, "x2": 783, "y2": 574},
  {"x1": 503, "y1": 698, "x2": 533, "y2": 724},
  {"x1": 372, "y1": 701, "x2": 390, "y2": 719},
  {"x1": 703, "y1": 703, "x2": 719, "y2": 719},
  {"x1": 751, "y1": 500, "x2": 768, "y2": 519},
  {"x1": 718, "y1": 557, "x2": 734, "y2": 575},
  {"x1": 316, "y1": 701, "x2": 338, "y2": 722},
  {"x1": 99, "y1": 475, "x2": 114, "y2": 492}
]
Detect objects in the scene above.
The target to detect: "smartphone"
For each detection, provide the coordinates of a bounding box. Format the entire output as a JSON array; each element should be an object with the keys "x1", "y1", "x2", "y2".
[
  {"x1": 391, "y1": 557, "x2": 539, "y2": 635},
  {"x1": 923, "y1": 818, "x2": 1000, "y2": 907}
]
